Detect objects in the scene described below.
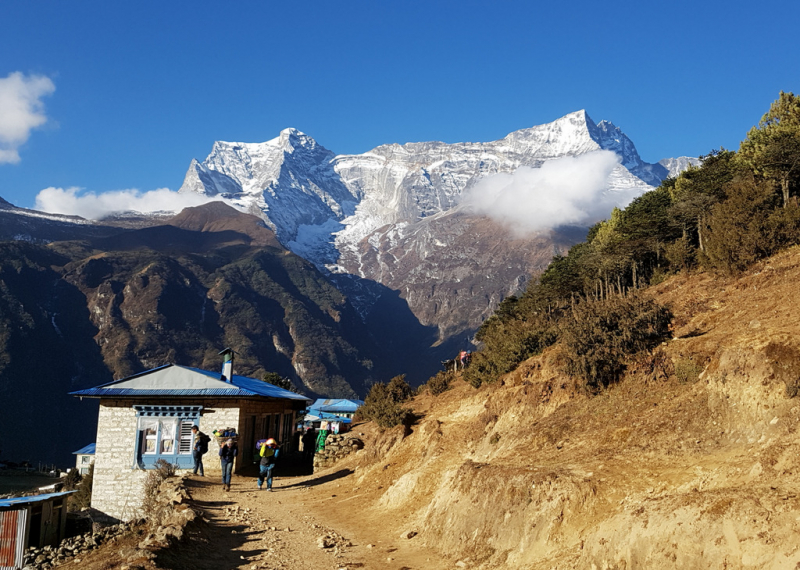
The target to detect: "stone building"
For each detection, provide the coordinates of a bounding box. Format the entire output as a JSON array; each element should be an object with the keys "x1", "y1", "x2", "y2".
[
  {"x1": 72, "y1": 443, "x2": 95, "y2": 475},
  {"x1": 70, "y1": 356, "x2": 309, "y2": 521}
]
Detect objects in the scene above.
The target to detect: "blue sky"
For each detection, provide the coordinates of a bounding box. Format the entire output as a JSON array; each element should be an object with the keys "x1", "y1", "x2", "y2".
[{"x1": 1, "y1": 0, "x2": 798, "y2": 210}]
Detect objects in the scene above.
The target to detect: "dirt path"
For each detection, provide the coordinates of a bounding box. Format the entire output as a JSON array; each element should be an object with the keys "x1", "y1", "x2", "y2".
[{"x1": 174, "y1": 466, "x2": 451, "y2": 570}]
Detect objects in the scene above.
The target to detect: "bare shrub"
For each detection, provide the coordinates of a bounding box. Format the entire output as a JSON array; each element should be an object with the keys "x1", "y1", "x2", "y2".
[
  {"x1": 359, "y1": 377, "x2": 413, "y2": 429},
  {"x1": 464, "y1": 313, "x2": 559, "y2": 388},
  {"x1": 426, "y1": 370, "x2": 454, "y2": 396},
  {"x1": 674, "y1": 357, "x2": 703, "y2": 384},
  {"x1": 387, "y1": 374, "x2": 413, "y2": 401},
  {"x1": 558, "y1": 294, "x2": 672, "y2": 393},
  {"x1": 68, "y1": 464, "x2": 93, "y2": 511}
]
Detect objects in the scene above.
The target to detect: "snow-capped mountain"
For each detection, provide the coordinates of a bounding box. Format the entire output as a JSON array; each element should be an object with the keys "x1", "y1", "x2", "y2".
[
  {"x1": 179, "y1": 111, "x2": 696, "y2": 343},
  {"x1": 180, "y1": 128, "x2": 358, "y2": 251}
]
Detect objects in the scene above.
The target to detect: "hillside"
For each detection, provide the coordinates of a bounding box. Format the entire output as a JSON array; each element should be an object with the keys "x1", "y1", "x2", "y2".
[{"x1": 316, "y1": 246, "x2": 800, "y2": 568}]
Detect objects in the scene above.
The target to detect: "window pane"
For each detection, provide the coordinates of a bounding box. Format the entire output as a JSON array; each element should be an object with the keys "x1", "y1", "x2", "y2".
[
  {"x1": 160, "y1": 420, "x2": 176, "y2": 454},
  {"x1": 140, "y1": 418, "x2": 159, "y2": 454},
  {"x1": 141, "y1": 419, "x2": 158, "y2": 437},
  {"x1": 178, "y1": 421, "x2": 193, "y2": 454}
]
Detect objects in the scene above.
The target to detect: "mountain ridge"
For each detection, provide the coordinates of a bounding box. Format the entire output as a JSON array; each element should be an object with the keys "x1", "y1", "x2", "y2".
[{"x1": 179, "y1": 111, "x2": 697, "y2": 343}]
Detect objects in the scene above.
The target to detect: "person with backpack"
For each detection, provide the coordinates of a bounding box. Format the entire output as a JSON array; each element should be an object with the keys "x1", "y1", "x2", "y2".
[
  {"x1": 219, "y1": 438, "x2": 238, "y2": 491},
  {"x1": 257, "y1": 438, "x2": 279, "y2": 491},
  {"x1": 191, "y1": 425, "x2": 210, "y2": 476}
]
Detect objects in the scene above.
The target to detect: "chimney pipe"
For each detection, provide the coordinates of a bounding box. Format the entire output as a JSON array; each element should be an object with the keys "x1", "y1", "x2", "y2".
[{"x1": 219, "y1": 348, "x2": 235, "y2": 383}]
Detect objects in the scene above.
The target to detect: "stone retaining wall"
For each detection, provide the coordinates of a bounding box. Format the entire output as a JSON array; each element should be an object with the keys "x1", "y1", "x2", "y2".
[
  {"x1": 313, "y1": 433, "x2": 364, "y2": 471},
  {"x1": 22, "y1": 475, "x2": 197, "y2": 570}
]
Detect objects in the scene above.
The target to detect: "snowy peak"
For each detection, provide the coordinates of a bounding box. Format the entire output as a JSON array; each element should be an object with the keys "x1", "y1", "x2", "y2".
[
  {"x1": 592, "y1": 119, "x2": 642, "y2": 167},
  {"x1": 178, "y1": 129, "x2": 356, "y2": 244},
  {"x1": 179, "y1": 111, "x2": 693, "y2": 262}
]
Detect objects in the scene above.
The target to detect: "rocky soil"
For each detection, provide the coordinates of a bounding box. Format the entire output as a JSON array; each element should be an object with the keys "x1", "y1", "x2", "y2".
[
  {"x1": 43, "y1": 469, "x2": 451, "y2": 570},
  {"x1": 306, "y1": 246, "x2": 800, "y2": 568}
]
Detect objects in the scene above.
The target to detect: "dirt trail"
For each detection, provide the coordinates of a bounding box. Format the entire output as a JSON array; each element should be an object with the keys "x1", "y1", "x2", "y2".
[{"x1": 170, "y1": 468, "x2": 452, "y2": 570}]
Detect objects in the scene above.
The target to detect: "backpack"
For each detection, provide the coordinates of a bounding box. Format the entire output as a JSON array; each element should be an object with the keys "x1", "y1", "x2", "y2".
[{"x1": 198, "y1": 433, "x2": 211, "y2": 454}]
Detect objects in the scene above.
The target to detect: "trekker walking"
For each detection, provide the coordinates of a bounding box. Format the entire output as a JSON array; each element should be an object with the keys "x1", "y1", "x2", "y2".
[
  {"x1": 316, "y1": 425, "x2": 329, "y2": 453},
  {"x1": 257, "y1": 438, "x2": 279, "y2": 491},
  {"x1": 219, "y1": 438, "x2": 238, "y2": 491},
  {"x1": 191, "y1": 425, "x2": 210, "y2": 476},
  {"x1": 302, "y1": 428, "x2": 315, "y2": 462}
]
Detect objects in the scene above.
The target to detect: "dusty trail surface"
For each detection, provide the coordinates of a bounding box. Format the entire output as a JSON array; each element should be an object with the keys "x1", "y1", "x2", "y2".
[{"x1": 165, "y1": 468, "x2": 451, "y2": 570}]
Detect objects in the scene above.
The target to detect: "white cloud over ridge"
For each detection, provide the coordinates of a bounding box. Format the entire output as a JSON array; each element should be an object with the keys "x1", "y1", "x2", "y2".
[
  {"x1": 34, "y1": 187, "x2": 238, "y2": 220},
  {"x1": 0, "y1": 72, "x2": 55, "y2": 164},
  {"x1": 460, "y1": 150, "x2": 638, "y2": 234}
]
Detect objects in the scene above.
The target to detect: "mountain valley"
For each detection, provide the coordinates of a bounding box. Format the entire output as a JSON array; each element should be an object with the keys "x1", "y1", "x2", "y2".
[{"x1": 0, "y1": 111, "x2": 695, "y2": 465}]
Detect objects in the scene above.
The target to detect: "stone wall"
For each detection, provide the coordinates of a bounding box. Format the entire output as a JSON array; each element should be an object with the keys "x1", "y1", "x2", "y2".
[
  {"x1": 91, "y1": 402, "x2": 147, "y2": 522},
  {"x1": 200, "y1": 403, "x2": 240, "y2": 474},
  {"x1": 313, "y1": 433, "x2": 364, "y2": 471},
  {"x1": 24, "y1": 476, "x2": 198, "y2": 569}
]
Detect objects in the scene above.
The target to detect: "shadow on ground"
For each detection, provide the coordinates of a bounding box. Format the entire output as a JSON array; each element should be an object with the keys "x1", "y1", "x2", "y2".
[
  {"x1": 156, "y1": 478, "x2": 268, "y2": 570},
  {"x1": 279, "y1": 469, "x2": 354, "y2": 489}
]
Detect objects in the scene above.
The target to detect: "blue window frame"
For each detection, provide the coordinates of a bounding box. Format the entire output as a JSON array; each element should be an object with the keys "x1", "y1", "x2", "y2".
[{"x1": 133, "y1": 406, "x2": 203, "y2": 469}]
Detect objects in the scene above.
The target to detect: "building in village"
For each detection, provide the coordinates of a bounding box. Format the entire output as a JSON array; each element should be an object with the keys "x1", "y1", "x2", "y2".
[
  {"x1": 307, "y1": 399, "x2": 363, "y2": 420},
  {"x1": 303, "y1": 398, "x2": 364, "y2": 432},
  {"x1": 0, "y1": 491, "x2": 75, "y2": 568},
  {"x1": 70, "y1": 350, "x2": 310, "y2": 521},
  {"x1": 72, "y1": 443, "x2": 95, "y2": 475}
]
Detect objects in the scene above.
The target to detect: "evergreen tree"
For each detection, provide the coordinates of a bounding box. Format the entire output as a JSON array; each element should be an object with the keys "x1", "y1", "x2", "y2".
[{"x1": 739, "y1": 91, "x2": 800, "y2": 208}]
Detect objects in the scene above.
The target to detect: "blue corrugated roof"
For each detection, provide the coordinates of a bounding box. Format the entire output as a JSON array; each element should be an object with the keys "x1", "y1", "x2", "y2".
[
  {"x1": 0, "y1": 491, "x2": 76, "y2": 508},
  {"x1": 309, "y1": 398, "x2": 363, "y2": 414},
  {"x1": 70, "y1": 364, "x2": 310, "y2": 402},
  {"x1": 72, "y1": 443, "x2": 96, "y2": 455}
]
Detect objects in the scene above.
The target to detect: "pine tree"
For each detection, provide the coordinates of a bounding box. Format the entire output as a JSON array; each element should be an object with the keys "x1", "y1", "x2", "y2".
[{"x1": 740, "y1": 91, "x2": 800, "y2": 208}]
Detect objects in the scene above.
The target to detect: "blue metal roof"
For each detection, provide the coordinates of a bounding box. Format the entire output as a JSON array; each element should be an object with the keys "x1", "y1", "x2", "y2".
[
  {"x1": 0, "y1": 491, "x2": 76, "y2": 509},
  {"x1": 70, "y1": 364, "x2": 310, "y2": 402},
  {"x1": 72, "y1": 443, "x2": 96, "y2": 455},
  {"x1": 306, "y1": 415, "x2": 352, "y2": 423},
  {"x1": 309, "y1": 398, "x2": 363, "y2": 414}
]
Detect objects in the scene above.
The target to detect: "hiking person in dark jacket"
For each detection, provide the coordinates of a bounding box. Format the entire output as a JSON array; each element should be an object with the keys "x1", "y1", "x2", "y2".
[
  {"x1": 219, "y1": 439, "x2": 238, "y2": 491},
  {"x1": 302, "y1": 428, "x2": 316, "y2": 462},
  {"x1": 257, "y1": 438, "x2": 279, "y2": 491},
  {"x1": 191, "y1": 425, "x2": 210, "y2": 476}
]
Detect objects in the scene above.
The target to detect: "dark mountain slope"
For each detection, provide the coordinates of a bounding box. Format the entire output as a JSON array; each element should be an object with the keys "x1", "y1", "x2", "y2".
[
  {"x1": 0, "y1": 203, "x2": 398, "y2": 465},
  {"x1": 0, "y1": 243, "x2": 107, "y2": 466}
]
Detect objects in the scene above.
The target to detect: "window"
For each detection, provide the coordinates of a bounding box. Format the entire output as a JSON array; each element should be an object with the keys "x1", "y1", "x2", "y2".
[
  {"x1": 133, "y1": 405, "x2": 203, "y2": 469},
  {"x1": 81, "y1": 456, "x2": 92, "y2": 464}
]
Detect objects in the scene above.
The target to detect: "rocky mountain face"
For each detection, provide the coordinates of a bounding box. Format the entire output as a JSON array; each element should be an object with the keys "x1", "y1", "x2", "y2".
[{"x1": 180, "y1": 111, "x2": 697, "y2": 344}]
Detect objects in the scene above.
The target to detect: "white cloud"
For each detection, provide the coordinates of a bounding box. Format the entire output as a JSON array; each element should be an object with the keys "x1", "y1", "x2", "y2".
[
  {"x1": 34, "y1": 186, "x2": 239, "y2": 220},
  {"x1": 460, "y1": 150, "x2": 638, "y2": 235},
  {"x1": 0, "y1": 72, "x2": 55, "y2": 164}
]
